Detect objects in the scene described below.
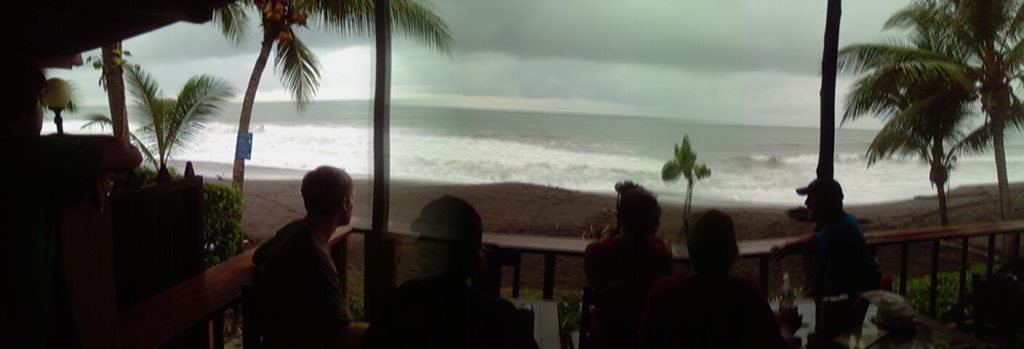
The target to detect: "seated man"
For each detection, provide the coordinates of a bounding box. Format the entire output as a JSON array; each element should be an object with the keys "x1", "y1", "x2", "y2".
[
  {"x1": 252, "y1": 166, "x2": 360, "y2": 348},
  {"x1": 583, "y1": 184, "x2": 672, "y2": 349},
  {"x1": 639, "y1": 210, "x2": 792, "y2": 349},
  {"x1": 362, "y1": 195, "x2": 538, "y2": 349},
  {"x1": 1, "y1": 58, "x2": 142, "y2": 347}
]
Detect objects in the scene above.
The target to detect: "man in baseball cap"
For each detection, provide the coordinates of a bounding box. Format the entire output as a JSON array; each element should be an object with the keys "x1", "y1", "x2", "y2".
[{"x1": 771, "y1": 178, "x2": 878, "y2": 337}]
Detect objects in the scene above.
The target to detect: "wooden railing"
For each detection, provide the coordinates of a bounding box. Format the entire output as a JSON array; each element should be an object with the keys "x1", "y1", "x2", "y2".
[{"x1": 115, "y1": 221, "x2": 1024, "y2": 348}]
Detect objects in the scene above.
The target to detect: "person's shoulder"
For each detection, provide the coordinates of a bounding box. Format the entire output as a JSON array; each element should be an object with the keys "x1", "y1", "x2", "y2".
[
  {"x1": 253, "y1": 220, "x2": 315, "y2": 265},
  {"x1": 650, "y1": 274, "x2": 686, "y2": 293}
]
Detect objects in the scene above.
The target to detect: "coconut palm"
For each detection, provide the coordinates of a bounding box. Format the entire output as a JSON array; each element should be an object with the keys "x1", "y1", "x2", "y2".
[
  {"x1": 212, "y1": 0, "x2": 453, "y2": 189},
  {"x1": 842, "y1": 57, "x2": 989, "y2": 225},
  {"x1": 839, "y1": 0, "x2": 1024, "y2": 223},
  {"x1": 661, "y1": 135, "x2": 712, "y2": 224},
  {"x1": 83, "y1": 65, "x2": 235, "y2": 171}
]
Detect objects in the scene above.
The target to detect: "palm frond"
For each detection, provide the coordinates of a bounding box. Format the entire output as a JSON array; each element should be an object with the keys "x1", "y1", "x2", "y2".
[
  {"x1": 214, "y1": 2, "x2": 251, "y2": 45},
  {"x1": 124, "y1": 65, "x2": 169, "y2": 162},
  {"x1": 866, "y1": 121, "x2": 931, "y2": 167},
  {"x1": 949, "y1": 122, "x2": 992, "y2": 158},
  {"x1": 315, "y1": 0, "x2": 453, "y2": 56},
  {"x1": 274, "y1": 35, "x2": 321, "y2": 109},
  {"x1": 164, "y1": 75, "x2": 236, "y2": 159},
  {"x1": 81, "y1": 113, "x2": 113, "y2": 131},
  {"x1": 837, "y1": 43, "x2": 951, "y2": 75}
]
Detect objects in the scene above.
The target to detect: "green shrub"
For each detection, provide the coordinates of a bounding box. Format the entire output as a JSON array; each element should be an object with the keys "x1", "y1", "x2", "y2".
[
  {"x1": 511, "y1": 288, "x2": 583, "y2": 333},
  {"x1": 347, "y1": 296, "x2": 366, "y2": 322},
  {"x1": 893, "y1": 264, "x2": 986, "y2": 317},
  {"x1": 202, "y1": 183, "x2": 242, "y2": 267},
  {"x1": 111, "y1": 166, "x2": 243, "y2": 268}
]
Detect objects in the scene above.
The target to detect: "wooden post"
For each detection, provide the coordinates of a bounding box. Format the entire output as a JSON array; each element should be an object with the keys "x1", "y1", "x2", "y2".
[
  {"x1": 365, "y1": 0, "x2": 397, "y2": 320},
  {"x1": 817, "y1": 0, "x2": 841, "y2": 179}
]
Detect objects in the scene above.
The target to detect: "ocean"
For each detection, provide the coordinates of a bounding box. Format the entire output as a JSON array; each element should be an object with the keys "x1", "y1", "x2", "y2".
[{"x1": 56, "y1": 100, "x2": 1024, "y2": 206}]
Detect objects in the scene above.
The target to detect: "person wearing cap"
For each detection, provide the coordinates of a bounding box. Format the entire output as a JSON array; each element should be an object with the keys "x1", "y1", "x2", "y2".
[
  {"x1": 638, "y1": 209, "x2": 792, "y2": 349},
  {"x1": 362, "y1": 195, "x2": 538, "y2": 349},
  {"x1": 770, "y1": 178, "x2": 877, "y2": 337},
  {"x1": 1, "y1": 58, "x2": 142, "y2": 347},
  {"x1": 252, "y1": 166, "x2": 360, "y2": 348},
  {"x1": 582, "y1": 184, "x2": 672, "y2": 349}
]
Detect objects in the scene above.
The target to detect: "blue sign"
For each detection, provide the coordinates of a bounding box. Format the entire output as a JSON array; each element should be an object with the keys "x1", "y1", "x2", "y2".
[{"x1": 235, "y1": 132, "x2": 253, "y2": 160}]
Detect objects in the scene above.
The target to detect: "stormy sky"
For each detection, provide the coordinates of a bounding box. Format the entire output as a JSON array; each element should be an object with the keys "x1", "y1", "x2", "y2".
[{"x1": 55, "y1": 0, "x2": 910, "y2": 129}]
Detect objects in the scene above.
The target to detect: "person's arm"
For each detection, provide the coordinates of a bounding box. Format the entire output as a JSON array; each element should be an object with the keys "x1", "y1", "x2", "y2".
[
  {"x1": 62, "y1": 135, "x2": 141, "y2": 173},
  {"x1": 770, "y1": 233, "x2": 816, "y2": 261},
  {"x1": 743, "y1": 280, "x2": 794, "y2": 349},
  {"x1": 637, "y1": 280, "x2": 670, "y2": 349},
  {"x1": 584, "y1": 242, "x2": 608, "y2": 287}
]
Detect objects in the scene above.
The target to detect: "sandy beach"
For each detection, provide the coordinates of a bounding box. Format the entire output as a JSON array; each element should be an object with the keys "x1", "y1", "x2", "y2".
[{"x1": 186, "y1": 161, "x2": 1024, "y2": 295}]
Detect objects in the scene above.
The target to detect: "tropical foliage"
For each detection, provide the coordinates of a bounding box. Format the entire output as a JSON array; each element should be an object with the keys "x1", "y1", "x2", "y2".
[
  {"x1": 662, "y1": 135, "x2": 712, "y2": 224},
  {"x1": 212, "y1": 0, "x2": 454, "y2": 188},
  {"x1": 839, "y1": 0, "x2": 1024, "y2": 229},
  {"x1": 83, "y1": 65, "x2": 236, "y2": 169},
  {"x1": 839, "y1": 9, "x2": 990, "y2": 225}
]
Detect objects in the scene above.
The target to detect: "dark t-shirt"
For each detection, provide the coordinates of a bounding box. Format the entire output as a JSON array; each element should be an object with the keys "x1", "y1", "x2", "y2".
[
  {"x1": 362, "y1": 275, "x2": 539, "y2": 349},
  {"x1": 253, "y1": 220, "x2": 351, "y2": 348},
  {"x1": 1, "y1": 135, "x2": 102, "y2": 348},
  {"x1": 583, "y1": 235, "x2": 672, "y2": 348},
  {"x1": 638, "y1": 274, "x2": 789, "y2": 349},
  {"x1": 812, "y1": 212, "x2": 872, "y2": 297}
]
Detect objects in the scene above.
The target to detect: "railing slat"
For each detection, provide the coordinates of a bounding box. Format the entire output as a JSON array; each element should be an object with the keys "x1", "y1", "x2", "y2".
[
  {"x1": 958, "y1": 237, "x2": 968, "y2": 308},
  {"x1": 987, "y1": 233, "x2": 996, "y2": 279},
  {"x1": 758, "y1": 256, "x2": 769, "y2": 291},
  {"x1": 899, "y1": 242, "x2": 908, "y2": 296},
  {"x1": 543, "y1": 253, "x2": 556, "y2": 300},
  {"x1": 929, "y1": 240, "x2": 940, "y2": 317}
]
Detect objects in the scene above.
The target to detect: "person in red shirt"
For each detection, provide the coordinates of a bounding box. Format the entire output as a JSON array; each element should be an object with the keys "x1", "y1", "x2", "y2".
[
  {"x1": 583, "y1": 183, "x2": 673, "y2": 349},
  {"x1": 638, "y1": 209, "x2": 793, "y2": 349}
]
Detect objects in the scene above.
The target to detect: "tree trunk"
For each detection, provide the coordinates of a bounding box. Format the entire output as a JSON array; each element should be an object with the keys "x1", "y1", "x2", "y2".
[
  {"x1": 936, "y1": 180, "x2": 948, "y2": 226},
  {"x1": 685, "y1": 180, "x2": 694, "y2": 219},
  {"x1": 931, "y1": 141, "x2": 948, "y2": 226},
  {"x1": 101, "y1": 43, "x2": 128, "y2": 140},
  {"x1": 991, "y1": 116, "x2": 1018, "y2": 257},
  {"x1": 231, "y1": 32, "x2": 276, "y2": 189},
  {"x1": 817, "y1": 0, "x2": 841, "y2": 179}
]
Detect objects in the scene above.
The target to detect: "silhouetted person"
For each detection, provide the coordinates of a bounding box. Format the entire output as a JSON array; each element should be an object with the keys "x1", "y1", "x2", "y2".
[
  {"x1": 583, "y1": 184, "x2": 672, "y2": 349},
  {"x1": 639, "y1": 210, "x2": 792, "y2": 349},
  {"x1": 0, "y1": 58, "x2": 141, "y2": 347},
  {"x1": 362, "y1": 195, "x2": 538, "y2": 349},
  {"x1": 770, "y1": 178, "x2": 877, "y2": 338},
  {"x1": 252, "y1": 166, "x2": 360, "y2": 348}
]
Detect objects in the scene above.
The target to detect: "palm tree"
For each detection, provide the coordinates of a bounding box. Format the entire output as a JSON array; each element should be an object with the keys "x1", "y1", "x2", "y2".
[
  {"x1": 212, "y1": 0, "x2": 453, "y2": 189},
  {"x1": 840, "y1": 0, "x2": 1024, "y2": 215},
  {"x1": 840, "y1": 0, "x2": 1024, "y2": 252},
  {"x1": 661, "y1": 135, "x2": 712, "y2": 225},
  {"x1": 842, "y1": 56, "x2": 988, "y2": 225},
  {"x1": 84, "y1": 65, "x2": 236, "y2": 172}
]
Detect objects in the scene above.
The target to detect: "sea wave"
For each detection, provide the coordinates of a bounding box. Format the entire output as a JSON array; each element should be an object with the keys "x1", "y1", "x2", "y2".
[{"x1": 45, "y1": 118, "x2": 1024, "y2": 205}]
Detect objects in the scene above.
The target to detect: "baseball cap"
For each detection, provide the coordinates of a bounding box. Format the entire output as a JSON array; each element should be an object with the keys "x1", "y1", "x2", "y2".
[{"x1": 796, "y1": 178, "x2": 844, "y2": 200}]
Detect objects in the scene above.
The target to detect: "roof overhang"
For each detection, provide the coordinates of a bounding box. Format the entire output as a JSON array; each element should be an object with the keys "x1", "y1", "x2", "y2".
[{"x1": 10, "y1": 0, "x2": 234, "y2": 67}]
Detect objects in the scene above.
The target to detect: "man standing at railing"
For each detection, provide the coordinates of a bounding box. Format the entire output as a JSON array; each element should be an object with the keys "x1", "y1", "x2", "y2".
[
  {"x1": 770, "y1": 178, "x2": 879, "y2": 339},
  {"x1": 1, "y1": 57, "x2": 142, "y2": 348},
  {"x1": 252, "y1": 166, "x2": 361, "y2": 348}
]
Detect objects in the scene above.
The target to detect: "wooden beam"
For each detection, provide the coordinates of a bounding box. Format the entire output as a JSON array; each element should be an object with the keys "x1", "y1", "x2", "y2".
[
  {"x1": 118, "y1": 249, "x2": 254, "y2": 349},
  {"x1": 365, "y1": 0, "x2": 397, "y2": 320},
  {"x1": 817, "y1": 0, "x2": 841, "y2": 179}
]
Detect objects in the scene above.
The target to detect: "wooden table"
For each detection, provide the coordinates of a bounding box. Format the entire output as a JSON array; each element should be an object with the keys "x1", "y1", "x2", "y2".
[
  {"x1": 505, "y1": 298, "x2": 561, "y2": 349},
  {"x1": 772, "y1": 298, "x2": 991, "y2": 348}
]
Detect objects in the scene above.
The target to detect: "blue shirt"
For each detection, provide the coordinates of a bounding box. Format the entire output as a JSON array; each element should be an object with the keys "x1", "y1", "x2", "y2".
[{"x1": 811, "y1": 212, "x2": 868, "y2": 297}]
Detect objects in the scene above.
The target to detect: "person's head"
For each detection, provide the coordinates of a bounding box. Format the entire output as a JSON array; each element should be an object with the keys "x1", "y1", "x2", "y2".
[
  {"x1": 618, "y1": 187, "x2": 661, "y2": 238},
  {"x1": 411, "y1": 195, "x2": 484, "y2": 279},
  {"x1": 0, "y1": 58, "x2": 46, "y2": 135},
  {"x1": 797, "y1": 178, "x2": 844, "y2": 222},
  {"x1": 685, "y1": 209, "x2": 738, "y2": 275},
  {"x1": 301, "y1": 166, "x2": 354, "y2": 226}
]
